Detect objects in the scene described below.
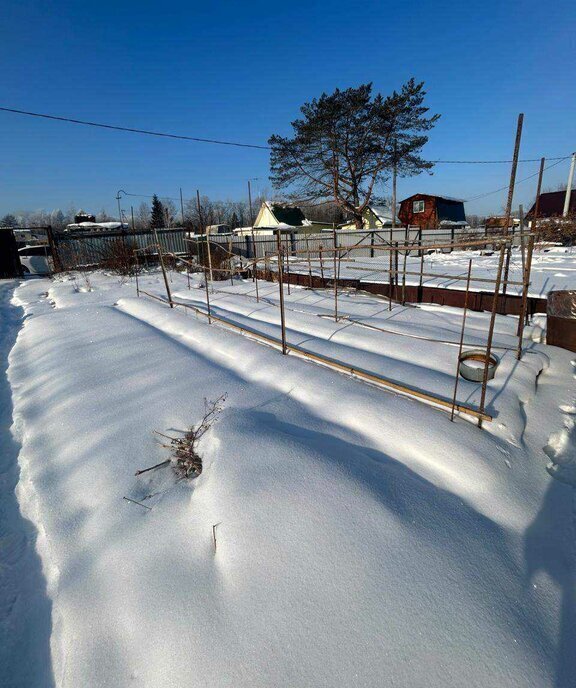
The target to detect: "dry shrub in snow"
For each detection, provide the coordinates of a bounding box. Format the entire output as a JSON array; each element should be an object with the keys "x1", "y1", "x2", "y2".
[
  {"x1": 535, "y1": 214, "x2": 576, "y2": 245},
  {"x1": 160, "y1": 395, "x2": 227, "y2": 479},
  {"x1": 97, "y1": 238, "x2": 138, "y2": 276}
]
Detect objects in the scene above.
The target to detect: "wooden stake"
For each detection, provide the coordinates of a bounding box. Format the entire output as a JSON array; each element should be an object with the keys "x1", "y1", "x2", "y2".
[
  {"x1": 518, "y1": 204, "x2": 525, "y2": 275},
  {"x1": 451, "y1": 260, "x2": 473, "y2": 421},
  {"x1": 276, "y1": 233, "x2": 287, "y2": 354},
  {"x1": 388, "y1": 242, "x2": 393, "y2": 311},
  {"x1": 228, "y1": 236, "x2": 234, "y2": 286},
  {"x1": 333, "y1": 228, "x2": 338, "y2": 321},
  {"x1": 153, "y1": 228, "x2": 173, "y2": 307},
  {"x1": 516, "y1": 234, "x2": 535, "y2": 359},
  {"x1": 478, "y1": 243, "x2": 506, "y2": 428},
  {"x1": 401, "y1": 240, "x2": 408, "y2": 305},
  {"x1": 501, "y1": 113, "x2": 524, "y2": 301},
  {"x1": 319, "y1": 245, "x2": 325, "y2": 284},
  {"x1": 305, "y1": 233, "x2": 313, "y2": 288},
  {"x1": 203, "y1": 265, "x2": 212, "y2": 324},
  {"x1": 284, "y1": 233, "x2": 291, "y2": 295}
]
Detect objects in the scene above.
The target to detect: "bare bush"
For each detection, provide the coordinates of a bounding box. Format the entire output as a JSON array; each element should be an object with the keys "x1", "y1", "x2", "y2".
[
  {"x1": 157, "y1": 395, "x2": 227, "y2": 479},
  {"x1": 535, "y1": 214, "x2": 576, "y2": 245},
  {"x1": 97, "y1": 238, "x2": 138, "y2": 276}
]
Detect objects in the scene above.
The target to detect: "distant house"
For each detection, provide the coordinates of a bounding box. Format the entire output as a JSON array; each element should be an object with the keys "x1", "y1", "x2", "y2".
[
  {"x1": 252, "y1": 202, "x2": 333, "y2": 232},
  {"x1": 74, "y1": 210, "x2": 96, "y2": 224},
  {"x1": 340, "y1": 205, "x2": 399, "y2": 230},
  {"x1": 64, "y1": 221, "x2": 128, "y2": 233},
  {"x1": 525, "y1": 190, "x2": 576, "y2": 220},
  {"x1": 398, "y1": 194, "x2": 466, "y2": 229},
  {"x1": 206, "y1": 224, "x2": 231, "y2": 235},
  {"x1": 485, "y1": 216, "x2": 521, "y2": 231}
]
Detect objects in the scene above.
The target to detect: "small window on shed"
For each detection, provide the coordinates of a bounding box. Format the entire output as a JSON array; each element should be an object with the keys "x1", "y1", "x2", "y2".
[{"x1": 413, "y1": 200, "x2": 425, "y2": 213}]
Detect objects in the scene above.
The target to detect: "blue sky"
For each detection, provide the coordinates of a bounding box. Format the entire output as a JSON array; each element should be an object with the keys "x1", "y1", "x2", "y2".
[{"x1": 1, "y1": 0, "x2": 574, "y2": 218}]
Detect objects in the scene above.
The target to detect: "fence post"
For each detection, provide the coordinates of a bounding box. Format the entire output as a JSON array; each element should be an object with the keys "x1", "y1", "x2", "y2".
[
  {"x1": 153, "y1": 229, "x2": 173, "y2": 307},
  {"x1": 276, "y1": 232, "x2": 287, "y2": 354},
  {"x1": 46, "y1": 225, "x2": 63, "y2": 273},
  {"x1": 478, "y1": 243, "x2": 506, "y2": 428}
]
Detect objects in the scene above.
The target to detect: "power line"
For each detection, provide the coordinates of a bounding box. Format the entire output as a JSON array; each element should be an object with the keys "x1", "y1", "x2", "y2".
[
  {"x1": 0, "y1": 106, "x2": 569, "y2": 164},
  {"x1": 466, "y1": 156, "x2": 571, "y2": 202},
  {"x1": 0, "y1": 106, "x2": 270, "y2": 150},
  {"x1": 431, "y1": 157, "x2": 567, "y2": 164}
]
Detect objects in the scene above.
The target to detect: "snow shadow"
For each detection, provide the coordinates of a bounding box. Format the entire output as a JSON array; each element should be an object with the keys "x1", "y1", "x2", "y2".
[
  {"x1": 524, "y1": 480, "x2": 576, "y2": 688},
  {"x1": 0, "y1": 282, "x2": 55, "y2": 688},
  {"x1": 250, "y1": 410, "x2": 558, "y2": 675}
]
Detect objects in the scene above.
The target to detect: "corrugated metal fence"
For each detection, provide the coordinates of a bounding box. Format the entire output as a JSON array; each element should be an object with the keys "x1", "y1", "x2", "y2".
[
  {"x1": 53, "y1": 228, "x2": 188, "y2": 270},
  {"x1": 53, "y1": 225, "x2": 521, "y2": 271}
]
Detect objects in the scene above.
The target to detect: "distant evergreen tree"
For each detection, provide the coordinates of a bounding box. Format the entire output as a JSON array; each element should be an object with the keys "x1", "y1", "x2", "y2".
[
  {"x1": 0, "y1": 213, "x2": 18, "y2": 228},
  {"x1": 230, "y1": 212, "x2": 239, "y2": 229},
  {"x1": 150, "y1": 195, "x2": 165, "y2": 229}
]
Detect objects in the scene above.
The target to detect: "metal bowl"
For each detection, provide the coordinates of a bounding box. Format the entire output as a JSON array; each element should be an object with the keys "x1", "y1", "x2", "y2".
[{"x1": 458, "y1": 349, "x2": 500, "y2": 382}]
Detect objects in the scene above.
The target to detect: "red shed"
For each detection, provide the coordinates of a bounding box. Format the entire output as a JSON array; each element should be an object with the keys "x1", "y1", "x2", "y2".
[{"x1": 398, "y1": 194, "x2": 466, "y2": 229}]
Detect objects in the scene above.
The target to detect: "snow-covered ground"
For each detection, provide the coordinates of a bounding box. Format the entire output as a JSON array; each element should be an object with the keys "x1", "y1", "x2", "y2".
[
  {"x1": 2, "y1": 270, "x2": 576, "y2": 687},
  {"x1": 279, "y1": 245, "x2": 576, "y2": 297}
]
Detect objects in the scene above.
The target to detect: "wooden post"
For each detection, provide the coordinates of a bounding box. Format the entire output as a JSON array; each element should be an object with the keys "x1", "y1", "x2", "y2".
[
  {"x1": 394, "y1": 242, "x2": 399, "y2": 302},
  {"x1": 180, "y1": 187, "x2": 185, "y2": 227},
  {"x1": 516, "y1": 157, "x2": 544, "y2": 336},
  {"x1": 418, "y1": 234, "x2": 425, "y2": 303},
  {"x1": 130, "y1": 206, "x2": 140, "y2": 297},
  {"x1": 478, "y1": 243, "x2": 506, "y2": 428},
  {"x1": 501, "y1": 113, "x2": 524, "y2": 300},
  {"x1": 197, "y1": 190, "x2": 213, "y2": 287},
  {"x1": 228, "y1": 236, "x2": 234, "y2": 286},
  {"x1": 532, "y1": 157, "x2": 545, "y2": 243},
  {"x1": 319, "y1": 245, "x2": 325, "y2": 284},
  {"x1": 333, "y1": 227, "x2": 338, "y2": 321},
  {"x1": 519, "y1": 204, "x2": 525, "y2": 275},
  {"x1": 276, "y1": 232, "x2": 287, "y2": 354},
  {"x1": 203, "y1": 265, "x2": 212, "y2": 324},
  {"x1": 248, "y1": 181, "x2": 259, "y2": 299},
  {"x1": 305, "y1": 233, "x2": 313, "y2": 288},
  {"x1": 252, "y1": 236, "x2": 260, "y2": 302},
  {"x1": 284, "y1": 233, "x2": 291, "y2": 295},
  {"x1": 401, "y1": 240, "x2": 408, "y2": 306},
  {"x1": 516, "y1": 234, "x2": 535, "y2": 359},
  {"x1": 388, "y1": 241, "x2": 393, "y2": 311},
  {"x1": 153, "y1": 228, "x2": 173, "y2": 307},
  {"x1": 391, "y1": 139, "x2": 397, "y2": 230},
  {"x1": 451, "y1": 260, "x2": 473, "y2": 421}
]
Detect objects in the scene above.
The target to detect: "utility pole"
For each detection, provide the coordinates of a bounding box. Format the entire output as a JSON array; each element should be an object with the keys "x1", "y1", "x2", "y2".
[
  {"x1": 180, "y1": 188, "x2": 185, "y2": 227},
  {"x1": 248, "y1": 180, "x2": 254, "y2": 226},
  {"x1": 116, "y1": 190, "x2": 124, "y2": 225},
  {"x1": 563, "y1": 152, "x2": 575, "y2": 217}
]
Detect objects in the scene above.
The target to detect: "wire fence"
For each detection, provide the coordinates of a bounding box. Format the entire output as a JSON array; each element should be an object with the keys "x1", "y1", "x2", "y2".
[{"x1": 191, "y1": 225, "x2": 524, "y2": 261}]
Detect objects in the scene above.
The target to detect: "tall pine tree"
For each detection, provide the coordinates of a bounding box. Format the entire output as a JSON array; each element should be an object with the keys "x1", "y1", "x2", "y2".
[
  {"x1": 269, "y1": 80, "x2": 439, "y2": 228},
  {"x1": 150, "y1": 195, "x2": 165, "y2": 229}
]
